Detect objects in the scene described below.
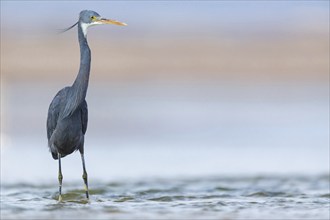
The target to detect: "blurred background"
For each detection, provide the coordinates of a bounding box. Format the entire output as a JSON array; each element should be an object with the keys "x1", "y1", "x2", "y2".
[{"x1": 1, "y1": 1, "x2": 329, "y2": 183}]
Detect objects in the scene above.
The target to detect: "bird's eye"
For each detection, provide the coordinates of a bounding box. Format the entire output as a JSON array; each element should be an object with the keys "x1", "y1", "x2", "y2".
[{"x1": 91, "y1": 16, "x2": 95, "y2": 20}]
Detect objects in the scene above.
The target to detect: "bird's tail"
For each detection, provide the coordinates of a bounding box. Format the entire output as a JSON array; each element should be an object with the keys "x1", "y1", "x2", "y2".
[{"x1": 51, "y1": 151, "x2": 58, "y2": 160}]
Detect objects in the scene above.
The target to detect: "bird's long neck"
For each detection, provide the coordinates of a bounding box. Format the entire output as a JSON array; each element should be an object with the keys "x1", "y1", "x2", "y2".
[{"x1": 71, "y1": 22, "x2": 91, "y2": 106}]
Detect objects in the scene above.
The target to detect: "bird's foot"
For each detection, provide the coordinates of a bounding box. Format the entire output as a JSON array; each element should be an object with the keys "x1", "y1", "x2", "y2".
[
  {"x1": 84, "y1": 184, "x2": 90, "y2": 199},
  {"x1": 58, "y1": 194, "x2": 63, "y2": 202}
]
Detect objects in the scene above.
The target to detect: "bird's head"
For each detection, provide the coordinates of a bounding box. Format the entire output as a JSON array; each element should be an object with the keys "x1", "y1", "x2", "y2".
[
  {"x1": 61, "y1": 10, "x2": 127, "y2": 36},
  {"x1": 79, "y1": 10, "x2": 127, "y2": 27}
]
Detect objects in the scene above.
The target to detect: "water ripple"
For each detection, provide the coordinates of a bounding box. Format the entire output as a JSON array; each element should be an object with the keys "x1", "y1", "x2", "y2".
[{"x1": 1, "y1": 175, "x2": 329, "y2": 219}]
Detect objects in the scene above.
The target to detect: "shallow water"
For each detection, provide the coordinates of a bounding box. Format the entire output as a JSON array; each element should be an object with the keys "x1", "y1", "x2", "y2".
[
  {"x1": 1, "y1": 81, "x2": 329, "y2": 219},
  {"x1": 1, "y1": 175, "x2": 329, "y2": 219}
]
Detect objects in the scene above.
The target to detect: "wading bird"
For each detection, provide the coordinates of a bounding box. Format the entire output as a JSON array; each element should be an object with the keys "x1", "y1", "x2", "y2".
[{"x1": 47, "y1": 10, "x2": 126, "y2": 202}]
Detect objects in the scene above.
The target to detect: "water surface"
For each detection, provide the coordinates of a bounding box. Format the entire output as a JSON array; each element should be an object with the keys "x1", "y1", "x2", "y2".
[{"x1": 1, "y1": 175, "x2": 329, "y2": 219}]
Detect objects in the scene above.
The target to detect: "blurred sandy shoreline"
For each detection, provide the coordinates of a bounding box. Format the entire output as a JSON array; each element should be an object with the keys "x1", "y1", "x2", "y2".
[{"x1": 1, "y1": 33, "x2": 329, "y2": 83}]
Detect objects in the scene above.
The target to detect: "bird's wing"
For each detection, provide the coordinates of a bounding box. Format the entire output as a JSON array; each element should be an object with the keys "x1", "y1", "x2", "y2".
[
  {"x1": 47, "y1": 87, "x2": 70, "y2": 140},
  {"x1": 81, "y1": 100, "x2": 88, "y2": 135}
]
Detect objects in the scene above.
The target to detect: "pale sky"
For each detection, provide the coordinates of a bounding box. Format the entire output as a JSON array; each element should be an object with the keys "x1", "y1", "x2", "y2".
[{"x1": 1, "y1": 1, "x2": 329, "y2": 36}]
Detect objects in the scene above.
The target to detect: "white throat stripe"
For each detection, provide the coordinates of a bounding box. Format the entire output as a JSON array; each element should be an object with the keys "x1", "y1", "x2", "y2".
[
  {"x1": 80, "y1": 23, "x2": 90, "y2": 37},
  {"x1": 80, "y1": 22, "x2": 102, "y2": 37}
]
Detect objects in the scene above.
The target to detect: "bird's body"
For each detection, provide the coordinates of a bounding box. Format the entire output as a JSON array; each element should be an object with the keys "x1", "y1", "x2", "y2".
[
  {"x1": 47, "y1": 87, "x2": 88, "y2": 159},
  {"x1": 46, "y1": 10, "x2": 126, "y2": 201}
]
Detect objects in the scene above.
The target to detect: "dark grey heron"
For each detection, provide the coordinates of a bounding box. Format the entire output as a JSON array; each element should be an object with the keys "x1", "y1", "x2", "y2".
[{"x1": 46, "y1": 10, "x2": 126, "y2": 202}]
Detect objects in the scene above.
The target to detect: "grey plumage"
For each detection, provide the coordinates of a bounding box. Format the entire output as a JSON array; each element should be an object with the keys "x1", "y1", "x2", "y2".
[
  {"x1": 46, "y1": 10, "x2": 126, "y2": 201},
  {"x1": 47, "y1": 87, "x2": 88, "y2": 159}
]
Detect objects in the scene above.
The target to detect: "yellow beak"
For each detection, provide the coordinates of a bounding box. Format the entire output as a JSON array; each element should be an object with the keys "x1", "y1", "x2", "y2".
[{"x1": 98, "y1": 18, "x2": 127, "y2": 26}]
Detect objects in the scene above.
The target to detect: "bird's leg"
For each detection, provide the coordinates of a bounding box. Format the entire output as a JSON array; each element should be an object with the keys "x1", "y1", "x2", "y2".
[
  {"x1": 58, "y1": 153, "x2": 63, "y2": 202},
  {"x1": 80, "y1": 153, "x2": 89, "y2": 199}
]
